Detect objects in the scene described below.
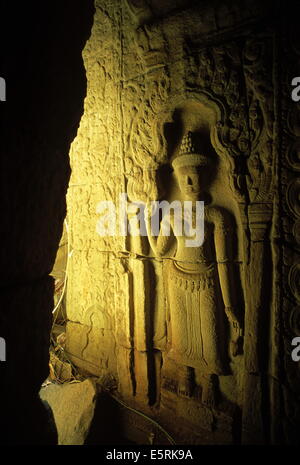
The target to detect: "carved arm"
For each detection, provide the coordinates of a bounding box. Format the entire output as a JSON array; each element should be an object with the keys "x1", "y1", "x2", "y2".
[
  {"x1": 213, "y1": 209, "x2": 242, "y2": 355},
  {"x1": 144, "y1": 202, "x2": 172, "y2": 257}
]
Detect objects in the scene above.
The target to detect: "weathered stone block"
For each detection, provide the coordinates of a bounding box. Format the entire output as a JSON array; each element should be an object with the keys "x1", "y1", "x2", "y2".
[{"x1": 40, "y1": 379, "x2": 97, "y2": 445}]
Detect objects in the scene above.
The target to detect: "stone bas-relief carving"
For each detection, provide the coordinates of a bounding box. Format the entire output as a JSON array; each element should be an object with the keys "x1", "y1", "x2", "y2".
[
  {"x1": 145, "y1": 132, "x2": 242, "y2": 407},
  {"x1": 64, "y1": 0, "x2": 299, "y2": 445}
]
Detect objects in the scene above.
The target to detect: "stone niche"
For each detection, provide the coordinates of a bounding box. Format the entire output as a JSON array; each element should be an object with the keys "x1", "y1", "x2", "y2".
[{"x1": 64, "y1": 0, "x2": 300, "y2": 445}]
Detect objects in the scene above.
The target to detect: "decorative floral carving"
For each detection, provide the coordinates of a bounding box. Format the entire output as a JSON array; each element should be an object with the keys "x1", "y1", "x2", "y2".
[
  {"x1": 287, "y1": 138, "x2": 300, "y2": 171},
  {"x1": 288, "y1": 263, "x2": 300, "y2": 302},
  {"x1": 286, "y1": 178, "x2": 300, "y2": 219},
  {"x1": 290, "y1": 306, "x2": 300, "y2": 337}
]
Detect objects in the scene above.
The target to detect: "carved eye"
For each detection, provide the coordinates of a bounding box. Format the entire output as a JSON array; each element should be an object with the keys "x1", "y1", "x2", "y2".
[{"x1": 187, "y1": 176, "x2": 192, "y2": 185}]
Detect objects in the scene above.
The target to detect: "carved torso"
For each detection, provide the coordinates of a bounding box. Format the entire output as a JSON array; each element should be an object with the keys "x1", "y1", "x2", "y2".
[{"x1": 167, "y1": 206, "x2": 226, "y2": 272}]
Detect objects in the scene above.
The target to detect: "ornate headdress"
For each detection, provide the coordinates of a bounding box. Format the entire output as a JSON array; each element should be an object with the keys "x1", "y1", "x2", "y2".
[{"x1": 171, "y1": 131, "x2": 210, "y2": 169}]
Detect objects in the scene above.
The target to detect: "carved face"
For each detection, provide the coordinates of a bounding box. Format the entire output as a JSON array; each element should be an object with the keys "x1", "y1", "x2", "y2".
[{"x1": 175, "y1": 165, "x2": 203, "y2": 200}]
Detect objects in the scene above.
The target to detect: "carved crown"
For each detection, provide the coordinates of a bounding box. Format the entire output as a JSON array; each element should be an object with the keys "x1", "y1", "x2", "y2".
[{"x1": 172, "y1": 131, "x2": 211, "y2": 169}]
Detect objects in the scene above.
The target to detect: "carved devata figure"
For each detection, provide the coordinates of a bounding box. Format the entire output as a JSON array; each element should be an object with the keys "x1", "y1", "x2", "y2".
[{"x1": 145, "y1": 131, "x2": 242, "y2": 406}]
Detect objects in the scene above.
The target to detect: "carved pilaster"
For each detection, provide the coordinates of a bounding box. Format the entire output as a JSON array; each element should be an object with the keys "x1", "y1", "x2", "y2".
[{"x1": 242, "y1": 203, "x2": 273, "y2": 444}]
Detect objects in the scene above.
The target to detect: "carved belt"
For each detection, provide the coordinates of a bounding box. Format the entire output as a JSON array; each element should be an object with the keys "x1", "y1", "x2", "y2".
[{"x1": 168, "y1": 260, "x2": 216, "y2": 292}]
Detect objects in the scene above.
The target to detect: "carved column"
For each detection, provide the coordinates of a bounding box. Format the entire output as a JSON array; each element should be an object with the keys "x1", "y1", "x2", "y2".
[{"x1": 242, "y1": 202, "x2": 273, "y2": 443}]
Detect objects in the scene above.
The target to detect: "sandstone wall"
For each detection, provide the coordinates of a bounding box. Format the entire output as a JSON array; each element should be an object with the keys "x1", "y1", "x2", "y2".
[{"x1": 65, "y1": 0, "x2": 300, "y2": 444}]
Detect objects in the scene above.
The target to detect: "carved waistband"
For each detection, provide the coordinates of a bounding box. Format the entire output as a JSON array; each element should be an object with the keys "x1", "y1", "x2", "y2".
[{"x1": 167, "y1": 260, "x2": 216, "y2": 292}]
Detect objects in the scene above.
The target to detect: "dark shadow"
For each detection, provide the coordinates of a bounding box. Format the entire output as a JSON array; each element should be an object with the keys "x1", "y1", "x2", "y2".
[
  {"x1": 85, "y1": 392, "x2": 136, "y2": 445},
  {"x1": 146, "y1": 260, "x2": 158, "y2": 406},
  {"x1": 0, "y1": 0, "x2": 95, "y2": 445}
]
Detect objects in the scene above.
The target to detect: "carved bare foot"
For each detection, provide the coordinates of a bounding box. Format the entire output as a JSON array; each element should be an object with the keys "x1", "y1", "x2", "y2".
[
  {"x1": 201, "y1": 374, "x2": 217, "y2": 408},
  {"x1": 178, "y1": 381, "x2": 192, "y2": 398}
]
